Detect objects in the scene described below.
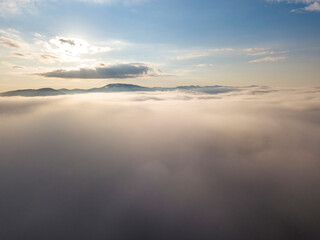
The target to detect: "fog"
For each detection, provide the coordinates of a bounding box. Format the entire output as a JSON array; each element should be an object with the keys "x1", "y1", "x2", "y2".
[{"x1": 1, "y1": 88, "x2": 320, "y2": 240}]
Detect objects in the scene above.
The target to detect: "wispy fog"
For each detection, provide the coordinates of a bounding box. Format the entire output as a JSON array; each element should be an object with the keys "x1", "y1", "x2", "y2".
[{"x1": 1, "y1": 88, "x2": 320, "y2": 240}]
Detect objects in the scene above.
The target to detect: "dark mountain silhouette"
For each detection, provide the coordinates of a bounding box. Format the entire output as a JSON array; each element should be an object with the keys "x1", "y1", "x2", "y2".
[
  {"x1": 1, "y1": 88, "x2": 65, "y2": 97},
  {"x1": 1, "y1": 83, "x2": 242, "y2": 97}
]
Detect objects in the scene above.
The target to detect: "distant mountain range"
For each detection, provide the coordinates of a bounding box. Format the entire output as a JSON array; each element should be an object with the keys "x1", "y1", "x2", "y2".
[{"x1": 0, "y1": 83, "x2": 246, "y2": 97}]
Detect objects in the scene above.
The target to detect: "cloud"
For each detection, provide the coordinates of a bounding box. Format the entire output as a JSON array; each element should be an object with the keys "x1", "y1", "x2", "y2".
[
  {"x1": 58, "y1": 38, "x2": 76, "y2": 46},
  {"x1": 1, "y1": 61, "x2": 26, "y2": 70},
  {"x1": 0, "y1": 0, "x2": 149, "y2": 15},
  {"x1": 48, "y1": 36, "x2": 113, "y2": 56},
  {"x1": 0, "y1": 29, "x2": 30, "y2": 51},
  {"x1": 0, "y1": 0, "x2": 32, "y2": 14},
  {"x1": 0, "y1": 29, "x2": 21, "y2": 39},
  {"x1": 11, "y1": 65, "x2": 25, "y2": 69},
  {"x1": 247, "y1": 51, "x2": 276, "y2": 56},
  {"x1": 269, "y1": 0, "x2": 318, "y2": 3},
  {"x1": 38, "y1": 54, "x2": 59, "y2": 60},
  {"x1": 0, "y1": 29, "x2": 126, "y2": 69},
  {"x1": 304, "y1": 1, "x2": 320, "y2": 11},
  {"x1": 37, "y1": 63, "x2": 159, "y2": 79},
  {"x1": 176, "y1": 52, "x2": 211, "y2": 60},
  {"x1": 0, "y1": 36, "x2": 22, "y2": 49},
  {"x1": 245, "y1": 49, "x2": 288, "y2": 56},
  {"x1": 176, "y1": 48, "x2": 234, "y2": 60},
  {"x1": 176, "y1": 48, "x2": 287, "y2": 61},
  {"x1": 33, "y1": 36, "x2": 121, "y2": 63},
  {"x1": 79, "y1": 0, "x2": 149, "y2": 4},
  {"x1": 268, "y1": 0, "x2": 320, "y2": 12},
  {"x1": 12, "y1": 53, "x2": 28, "y2": 57},
  {"x1": 0, "y1": 88, "x2": 320, "y2": 239},
  {"x1": 249, "y1": 56, "x2": 286, "y2": 63},
  {"x1": 12, "y1": 52, "x2": 32, "y2": 58}
]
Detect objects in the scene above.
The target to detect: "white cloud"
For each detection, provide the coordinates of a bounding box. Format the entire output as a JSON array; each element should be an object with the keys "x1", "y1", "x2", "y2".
[
  {"x1": 34, "y1": 36, "x2": 126, "y2": 63},
  {"x1": 176, "y1": 47, "x2": 288, "y2": 63},
  {"x1": 196, "y1": 63, "x2": 214, "y2": 68},
  {"x1": 0, "y1": 0, "x2": 32, "y2": 14},
  {"x1": 0, "y1": 29, "x2": 21, "y2": 39},
  {"x1": 0, "y1": 36, "x2": 23, "y2": 49},
  {"x1": 176, "y1": 52, "x2": 211, "y2": 60},
  {"x1": 304, "y1": 1, "x2": 320, "y2": 11},
  {"x1": 246, "y1": 49, "x2": 288, "y2": 56},
  {"x1": 80, "y1": 0, "x2": 148, "y2": 4},
  {"x1": 0, "y1": 0, "x2": 148, "y2": 15},
  {"x1": 176, "y1": 48, "x2": 234, "y2": 60},
  {"x1": 268, "y1": 0, "x2": 320, "y2": 12},
  {"x1": 48, "y1": 36, "x2": 112, "y2": 55},
  {"x1": 247, "y1": 51, "x2": 276, "y2": 56},
  {"x1": 1, "y1": 61, "x2": 25, "y2": 69},
  {"x1": 0, "y1": 29, "x2": 125, "y2": 66},
  {"x1": 0, "y1": 30, "x2": 30, "y2": 49},
  {"x1": 249, "y1": 56, "x2": 286, "y2": 63}
]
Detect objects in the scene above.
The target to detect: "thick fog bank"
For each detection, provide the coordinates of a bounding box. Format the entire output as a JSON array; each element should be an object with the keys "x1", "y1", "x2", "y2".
[{"x1": 1, "y1": 88, "x2": 320, "y2": 240}]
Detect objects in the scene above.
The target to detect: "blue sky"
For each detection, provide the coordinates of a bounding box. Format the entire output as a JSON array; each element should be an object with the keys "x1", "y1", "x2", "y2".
[{"x1": 0, "y1": 0, "x2": 319, "y2": 90}]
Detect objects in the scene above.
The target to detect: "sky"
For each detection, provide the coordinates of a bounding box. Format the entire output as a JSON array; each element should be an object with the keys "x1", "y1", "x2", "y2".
[{"x1": 0, "y1": 0, "x2": 320, "y2": 91}]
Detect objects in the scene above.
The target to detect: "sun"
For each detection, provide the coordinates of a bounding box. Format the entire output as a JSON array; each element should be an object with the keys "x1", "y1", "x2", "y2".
[
  {"x1": 46, "y1": 36, "x2": 111, "y2": 63},
  {"x1": 50, "y1": 37, "x2": 90, "y2": 57}
]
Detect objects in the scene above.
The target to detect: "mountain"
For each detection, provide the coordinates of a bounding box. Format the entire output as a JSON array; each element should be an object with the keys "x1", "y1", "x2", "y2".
[
  {"x1": 1, "y1": 83, "x2": 241, "y2": 97},
  {"x1": 1, "y1": 88, "x2": 65, "y2": 97},
  {"x1": 87, "y1": 84, "x2": 152, "y2": 93}
]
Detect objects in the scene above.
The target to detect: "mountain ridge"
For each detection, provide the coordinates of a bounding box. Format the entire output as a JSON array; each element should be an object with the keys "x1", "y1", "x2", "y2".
[{"x1": 0, "y1": 83, "x2": 245, "y2": 97}]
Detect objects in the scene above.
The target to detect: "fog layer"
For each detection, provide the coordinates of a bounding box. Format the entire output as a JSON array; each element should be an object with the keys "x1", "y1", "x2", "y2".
[{"x1": 1, "y1": 88, "x2": 320, "y2": 240}]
